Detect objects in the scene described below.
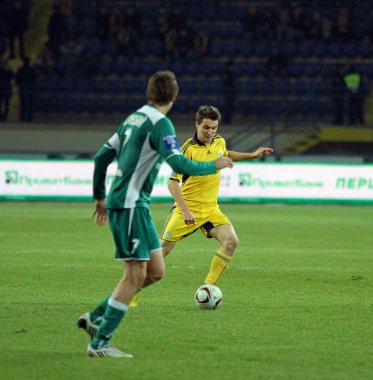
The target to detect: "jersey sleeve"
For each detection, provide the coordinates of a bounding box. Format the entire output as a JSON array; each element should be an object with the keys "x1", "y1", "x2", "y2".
[
  {"x1": 169, "y1": 139, "x2": 191, "y2": 181},
  {"x1": 93, "y1": 132, "x2": 119, "y2": 199},
  {"x1": 152, "y1": 118, "x2": 216, "y2": 176},
  {"x1": 150, "y1": 117, "x2": 183, "y2": 161}
]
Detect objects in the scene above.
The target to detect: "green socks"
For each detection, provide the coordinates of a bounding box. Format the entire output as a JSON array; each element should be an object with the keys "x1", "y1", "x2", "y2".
[
  {"x1": 90, "y1": 296, "x2": 109, "y2": 324},
  {"x1": 91, "y1": 298, "x2": 128, "y2": 349}
]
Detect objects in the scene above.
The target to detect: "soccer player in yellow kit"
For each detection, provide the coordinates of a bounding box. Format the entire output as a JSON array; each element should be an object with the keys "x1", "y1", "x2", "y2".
[{"x1": 161, "y1": 105, "x2": 273, "y2": 285}]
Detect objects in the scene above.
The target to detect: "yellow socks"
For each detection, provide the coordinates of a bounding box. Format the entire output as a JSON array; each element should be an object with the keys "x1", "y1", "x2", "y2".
[
  {"x1": 204, "y1": 250, "x2": 231, "y2": 285},
  {"x1": 129, "y1": 293, "x2": 138, "y2": 308}
]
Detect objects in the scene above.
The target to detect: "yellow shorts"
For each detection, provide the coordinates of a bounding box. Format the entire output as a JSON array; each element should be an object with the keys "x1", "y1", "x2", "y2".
[{"x1": 161, "y1": 205, "x2": 231, "y2": 241}]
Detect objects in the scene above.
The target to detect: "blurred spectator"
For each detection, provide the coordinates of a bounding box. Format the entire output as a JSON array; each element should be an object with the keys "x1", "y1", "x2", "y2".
[
  {"x1": 47, "y1": 5, "x2": 66, "y2": 57},
  {"x1": 34, "y1": 43, "x2": 56, "y2": 76},
  {"x1": 222, "y1": 61, "x2": 236, "y2": 124},
  {"x1": 117, "y1": 26, "x2": 136, "y2": 59},
  {"x1": 164, "y1": 28, "x2": 177, "y2": 61},
  {"x1": 343, "y1": 65, "x2": 365, "y2": 126},
  {"x1": 59, "y1": 39, "x2": 81, "y2": 78},
  {"x1": 304, "y1": 10, "x2": 323, "y2": 42},
  {"x1": 96, "y1": 6, "x2": 110, "y2": 41},
  {"x1": 60, "y1": 0, "x2": 77, "y2": 41},
  {"x1": 266, "y1": 47, "x2": 289, "y2": 77},
  {"x1": 109, "y1": 8, "x2": 123, "y2": 40},
  {"x1": 276, "y1": 9, "x2": 294, "y2": 42},
  {"x1": 15, "y1": 57, "x2": 37, "y2": 122},
  {"x1": 9, "y1": 0, "x2": 28, "y2": 59},
  {"x1": 320, "y1": 10, "x2": 333, "y2": 40},
  {"x1": 258, "y1": 8, "x2": 277, "y2": 41},
  {"x1": 177, "y1": 27, "x2": 193, "y2": 61},
  {"x1": 0, "y1": 59, "x2": 13, "y2": 121},
  {"x1": 241, "y1": 6, "x2": 259, "y2": 40},
  {"x1": 77, "y1": 52, "x2": 97, "y2": 79},
  {"x1": 156, "y1": 6, "x2": 169, "y2": 41},
  {"x1": 332, "y1": 65, "x2": 346, "y2": 125},
  {"x1": 168, "y1": 7, "x2": 187, "y2": 30},
  {"x1": 290, "y1": 6, "x2": 306, "y2": 42},
  {"x1": 333, "y1": 7, "x2": 352, "y2": 42},
  {"x1": 123, "y1": 7, "x2": 140, "y2": 30},
  {"x1": 194, "y1": 27, "x2": 210, "y2": 60}
]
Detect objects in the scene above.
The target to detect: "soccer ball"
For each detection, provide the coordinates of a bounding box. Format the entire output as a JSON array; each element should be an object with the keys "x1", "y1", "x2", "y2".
[{"x1": 195, "y1": 284, "x2": 223, "y2": 310}]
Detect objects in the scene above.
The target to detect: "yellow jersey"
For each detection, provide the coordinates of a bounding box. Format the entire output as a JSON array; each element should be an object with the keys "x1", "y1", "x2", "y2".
[{"x1": 171, "y1": 133, "x2": 228, "y2": 209}]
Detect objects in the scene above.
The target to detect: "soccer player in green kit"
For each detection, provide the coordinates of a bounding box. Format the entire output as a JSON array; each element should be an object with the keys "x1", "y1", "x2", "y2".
[{"x1": 77, "y1": 71, "x2": 233, "y2": 358}]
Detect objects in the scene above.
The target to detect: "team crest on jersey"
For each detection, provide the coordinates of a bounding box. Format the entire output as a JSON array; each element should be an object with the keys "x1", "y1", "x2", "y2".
[
  {"x1": 218, "y1": 151, "x2": 223, "y2": 157},
  {"x1": 163, "y1": 135, "x2": 180, "y2": 151}
]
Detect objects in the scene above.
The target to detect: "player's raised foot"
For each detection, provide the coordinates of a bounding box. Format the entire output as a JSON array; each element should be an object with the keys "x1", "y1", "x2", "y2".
[
  {"x1": 77, "y1": 312, "x2": 98, "y2": 339},
  {"x1": 129, "y1": 294, "x2": 138, "y2": 308},
  {"x1": 87, "y1": 344, "x2": 133, "y2": 359}
]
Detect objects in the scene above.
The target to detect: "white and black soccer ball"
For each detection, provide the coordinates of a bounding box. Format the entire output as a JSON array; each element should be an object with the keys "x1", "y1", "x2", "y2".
[{"x1": 195, "y1": 284, "x2": 223, "y2": 310}]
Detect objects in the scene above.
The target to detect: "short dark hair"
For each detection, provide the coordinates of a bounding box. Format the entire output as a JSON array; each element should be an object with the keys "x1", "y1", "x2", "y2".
[
  {"x1": 195, "y1": 105, "x2": 221, "y2": 124},
  {"x1": 146, "y1": 71, "x2": 179, "y2": 106}
]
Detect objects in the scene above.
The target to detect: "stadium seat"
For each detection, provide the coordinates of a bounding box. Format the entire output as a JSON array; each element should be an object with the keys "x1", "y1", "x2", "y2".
[
  {"x1": 358, "y1": 44, "x2": 373, "y2": 58},
  {"x1": 296, "y1": 43, "x2": 312, "y2": 58},
  {"x1": 302, "y1": 64, "x2": 317, "y2": 78},
  {"x1": 313, "y1": 43, "x2": 327, "y2": 58},
  {"x1": 98, "y1": 61, "x2": 112, "y2": 77}
]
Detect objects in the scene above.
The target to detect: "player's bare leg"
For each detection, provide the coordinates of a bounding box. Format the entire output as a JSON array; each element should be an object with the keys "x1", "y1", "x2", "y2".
[
  {"x1": 161, "y1": 240, "x2": 177, "y2": 257},
  {"x1": 141, "y1": 249, "x2": 165, "y2": 288},
  {"x1": 129, "y1": 249, "x2": 165, "y2": 307},
  {"x1": 209, "y1": 224, "x2": 239, "y2": 256},
  {"x1": 205, "y1": 224, "x2": 239, "y2": 284}
]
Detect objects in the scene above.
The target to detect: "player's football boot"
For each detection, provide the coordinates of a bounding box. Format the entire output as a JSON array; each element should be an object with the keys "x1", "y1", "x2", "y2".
[
  {"x1": 77, "y1": 312, "x2": 98, "y2": 339},
  {"x1": 87, "y1": 344, "x2": 133, "y2": 358}
]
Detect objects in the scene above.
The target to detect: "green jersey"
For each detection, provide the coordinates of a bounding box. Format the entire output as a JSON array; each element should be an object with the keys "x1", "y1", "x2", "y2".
[{"x1": 93, "y1": 104, "x2": 217, "y2": 209}]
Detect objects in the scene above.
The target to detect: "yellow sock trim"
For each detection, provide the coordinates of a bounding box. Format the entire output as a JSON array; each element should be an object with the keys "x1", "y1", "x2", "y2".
[{"x1": 204, "y1": 250, "x2": 232, "y2": 285}]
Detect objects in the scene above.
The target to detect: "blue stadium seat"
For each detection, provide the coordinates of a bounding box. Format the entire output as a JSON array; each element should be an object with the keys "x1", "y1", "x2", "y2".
[
  {"x1": 289, "y1": 80, "x2": 305, "y2": 96},
  {"x1": 210, "y1": 42, "x2": 223, "y2": 58},
  {"x1": 282, "y1": 42, "x2": 296, "y2": 58},
  {"x1": 327, "y1": 43, "x2": 342, "y2": 58},
  {"x1": 342, "y1": 43, "x2": 356, "y2": 58},
  {"x1": 288, "y1": 64, "x2": 302, "y2": 78},
  {"x1": 239, "y1": 43, "x2": 253, "y2": 58},
  {"x1": 98, "y1": 61, "x2": 112, "y2": 77},
  {"x1": 302, "y1": 64, "x2": 317, "y2": 78},
  {"x1": 257, "y1": 80, "x2": 273, "y2": 96},
  {"x1": 275, "y1": 80, "x2": 290, "y2": 96},
  {"x1": 313, "y1": 43, "x2": 327, "y2": 58},
  {"x1": 253, "y1": 43, "x2": 269, "y2": 58},
  {"x1": 318, "y1": 64, "x2": 332, "y2": 78},
  {"x1": 297, "y1": 43, "x2": 312, "y2": 58},
  {"x1": 358, "y1": 44, "x2": 373, "y2": 58}
]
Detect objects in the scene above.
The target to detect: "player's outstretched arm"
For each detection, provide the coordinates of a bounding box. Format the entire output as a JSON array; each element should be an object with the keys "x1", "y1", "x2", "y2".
[
  {"x1": 167, "y1": 154, "x2": 232, "y2": 176},
  {"x1": 228, "y1": 147, "x2": 274, "y2": 162},
  {"x1": 214, "y1": 156, "x2": 234, "y2": 170}
]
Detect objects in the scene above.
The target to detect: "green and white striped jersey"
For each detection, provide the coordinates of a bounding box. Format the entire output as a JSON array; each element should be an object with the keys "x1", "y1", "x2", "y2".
[{"x1": 93, "y1": 104, "x2": 217, "y2": 209}]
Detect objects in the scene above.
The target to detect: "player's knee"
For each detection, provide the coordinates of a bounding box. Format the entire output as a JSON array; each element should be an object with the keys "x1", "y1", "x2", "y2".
[
  {"x1": 149, "y1": 267, "x2": 165, "y2": 283},
  {"x1": 126, "y1": 265, "x2": 147, "y2": 287},
  {"x1": 222, "y1": 235, "x2": 239, "y2": 253},
  {"x1": 148, "y1": 261, "x2": 166, "y2": 283},
  {"x1": 149, "y1": 270, "x2": 165, "y2": 283}
]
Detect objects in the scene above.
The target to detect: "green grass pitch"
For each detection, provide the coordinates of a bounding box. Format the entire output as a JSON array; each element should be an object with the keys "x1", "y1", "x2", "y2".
[{"x1": 0, "y1": 202, "x2": 372, "y2": 380}]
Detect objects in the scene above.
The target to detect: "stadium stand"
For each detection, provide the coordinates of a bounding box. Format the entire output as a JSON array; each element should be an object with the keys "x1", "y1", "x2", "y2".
[
  {"x1": 1, "y1": 0, "x2": 373, "y2": 156},
  {"x1": 24, "y1": 1, "x2": 372, "y2": 123}
]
